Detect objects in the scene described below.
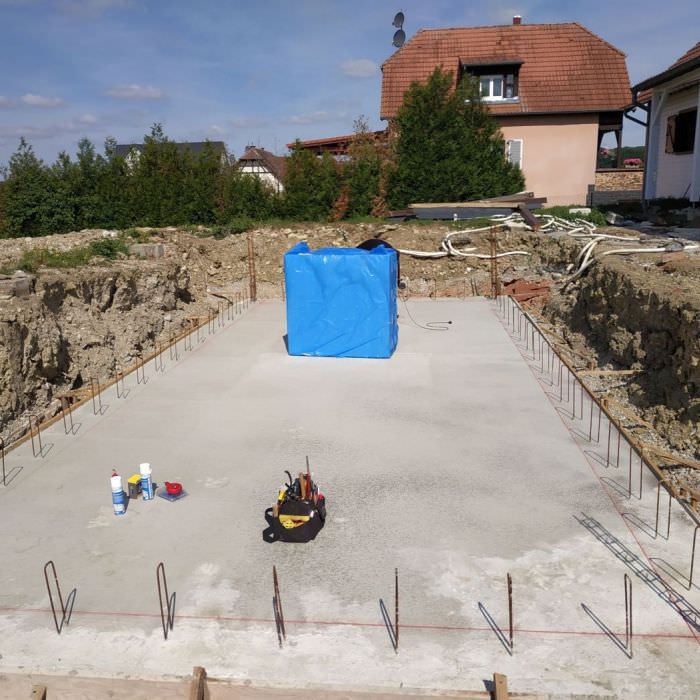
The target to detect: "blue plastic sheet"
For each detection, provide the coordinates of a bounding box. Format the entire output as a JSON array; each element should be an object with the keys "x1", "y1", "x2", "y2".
[{"x1": 284, "y1": 242, "x2": 398, "y2": 358}]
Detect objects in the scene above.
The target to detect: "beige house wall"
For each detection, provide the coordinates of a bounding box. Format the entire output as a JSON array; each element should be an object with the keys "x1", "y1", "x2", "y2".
[{"x1": 498, "y1": 114, "x2": 600, "y2": 206}]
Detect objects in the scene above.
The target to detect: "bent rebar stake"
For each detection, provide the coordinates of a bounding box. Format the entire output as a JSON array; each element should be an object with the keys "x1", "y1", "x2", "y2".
[
  {"x1": 60, "y1": 396, "x2": 75, "y2": 434},
  {"x1": 136, "y1": 353, "x2": 147, "y2": 384},
  {"x1": 156, "y1": 562, "x2": 176, "y2": 640},
  {"x1": 581, "y1": 573, "x2": 633, "y2": 659},
  {"x1": 154, "y1": 344, "x2": 165, "y2": 373},
  {"x1": 688, "y1": 525, "x2": 699, "y2": 590},
  {"x1": 0, "y1": 436, "x2": 5, "y2": 486},
  {"x1": 272, "y1": 565, "x2": 286, "y2": 648},
  {"x1": 507, "y1": 572, "x2": 514, "y2": 651},
  {"x1": 89, "y1": 377, "x2": 102, "y2": 415},
  {"x1": 43, "y1": 560, "x2": 76, "y2": 635},
  {"x1": 477, "y1": 572, "x2": 514, "y2": 656},
  {"x1": 379, "y1": 568, "x2": 400, "y2": 653},
  {"x1": 29, "y1": 416, "x2": 43, "y2": 458},
  {"x1": 655, "y1": 480, "x2": 673, "y2": 539}
]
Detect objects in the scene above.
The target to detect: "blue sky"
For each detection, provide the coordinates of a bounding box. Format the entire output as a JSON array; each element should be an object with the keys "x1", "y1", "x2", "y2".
[{"x1": 0, "y1": 0, "x2": 698, "y2": 167}]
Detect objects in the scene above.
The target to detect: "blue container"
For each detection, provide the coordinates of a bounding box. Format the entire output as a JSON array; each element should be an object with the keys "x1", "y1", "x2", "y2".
[{"x1": 284, "y1": 242, "x2": 398, "y2": 358}]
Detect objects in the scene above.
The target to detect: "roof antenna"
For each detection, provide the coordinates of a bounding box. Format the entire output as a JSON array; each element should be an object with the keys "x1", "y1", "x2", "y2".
[{"x1": 392, "y1": 11, "x2": 405, "y2": 48}]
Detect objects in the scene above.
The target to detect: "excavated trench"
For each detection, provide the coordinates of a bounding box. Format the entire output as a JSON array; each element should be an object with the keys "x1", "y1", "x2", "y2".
[{"x1": 1, "y1": 224, "x2": 698, "y2": 481}]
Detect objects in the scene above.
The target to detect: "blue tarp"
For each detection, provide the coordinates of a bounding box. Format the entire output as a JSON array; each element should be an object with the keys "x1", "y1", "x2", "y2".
[{"x1": 284, "y1": 242, "x2": 398, "y2": 358}]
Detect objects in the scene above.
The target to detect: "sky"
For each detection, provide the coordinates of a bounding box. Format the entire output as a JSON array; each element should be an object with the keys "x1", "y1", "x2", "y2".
[{"x1": 0, "y1": 0, "x2": 698, "y2": 168}]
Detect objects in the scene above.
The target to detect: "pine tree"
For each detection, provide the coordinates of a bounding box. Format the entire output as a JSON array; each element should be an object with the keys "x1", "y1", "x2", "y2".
[
  {"x1": 345, "y1": 116, "x2": 382, "y2": 217},
  {"x1": 283, "y1": 142, "x2": 340, "y2": 221},
  {"x1": 387, "y1": 68, "x2": 524, "y2": 208},
  {"x1": 2, "y1": 138, "x2": 53, "y2": 237},
  {"x1": 96, "y1": 137, "x2": 132, "y2": 229}
]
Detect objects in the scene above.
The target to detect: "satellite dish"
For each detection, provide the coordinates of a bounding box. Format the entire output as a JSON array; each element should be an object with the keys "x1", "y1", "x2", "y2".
[
  {"x1": 392, "y1": 11, "x2": 404, "y2": 29},
  {"x1": 392, "y1": 29, "x2": 406, "y2": 48}
]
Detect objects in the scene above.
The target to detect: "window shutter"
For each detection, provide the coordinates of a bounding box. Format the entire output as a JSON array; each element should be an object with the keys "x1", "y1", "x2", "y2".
[
  {"x1": 665, "y1": 115, "x2": 676, "y2": 153},
  {"x1": 506, "y1": 139, "x2": 523, "y2": 168}
]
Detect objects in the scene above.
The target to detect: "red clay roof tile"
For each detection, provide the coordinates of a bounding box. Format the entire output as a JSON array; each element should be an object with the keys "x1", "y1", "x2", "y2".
[{"x1": 380, "y1": 22, "x2": 631, "y2": 119}]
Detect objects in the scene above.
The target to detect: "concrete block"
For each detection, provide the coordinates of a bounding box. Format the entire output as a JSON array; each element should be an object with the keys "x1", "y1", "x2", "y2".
[
  {"x1": 129, "y1": 243, "x2": 165, "y2": 259},
  {"x1": 0, "y1": 272, "x2": 34, "y2": 298},
  {"x1": 606, "y1": 211, "x2": 624, "y2": 225}
]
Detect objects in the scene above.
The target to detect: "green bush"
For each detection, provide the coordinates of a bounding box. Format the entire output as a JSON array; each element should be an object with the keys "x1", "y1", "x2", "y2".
[
  {"x1": 88, "y1": 237, "x2": 129, "y2": 259},
  {"x1": 2, "y1": 237, "x2": 129, "y2": 274}
]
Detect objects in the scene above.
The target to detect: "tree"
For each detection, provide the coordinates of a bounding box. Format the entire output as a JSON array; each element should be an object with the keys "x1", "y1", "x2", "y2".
[
  {"x1": 44, "y1": 151, "x2": 79, "y2": 234},
  {"x1": 130, "y1": 124, "x2": 187, "y2": 226},
  {"x1": 182, "y1": 142, "x2": 225, "y2": 224},
  {"x1": 387, "y1": 68, "x2": 524, "y2": 208},
  {"x1": 2, "y1": 138, "x2": 53, "y2": 237},
  {"x1": 344, "y1": 116, "x2": 383, "y2": 218},
  {"x1": 220, "y1": 164, "x2": 279, "y2": 221},
  {"x1": 283, "y1": 142, "x2": 340, "y2": 220},
  {"x1": 95, "y1": 137, "x2": 132, "y2": 229}
]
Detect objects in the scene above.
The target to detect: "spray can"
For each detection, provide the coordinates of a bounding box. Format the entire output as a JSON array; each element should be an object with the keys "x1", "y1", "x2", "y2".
[
  {"x1": 140, "y1": 462, "x2": 154, "y2": 500},
  {"x1": 111, "y1": 470, "x2": 125, "y2": 516}
]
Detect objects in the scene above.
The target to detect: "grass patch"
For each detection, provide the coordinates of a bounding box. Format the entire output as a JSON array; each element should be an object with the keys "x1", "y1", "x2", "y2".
[
  {"x1": 537, "y1": 206, "x2": 606, "y2": 226},
  {"x1": 1, "y1": 237, "x2": 130, "y2": 274},
  {"x1": 123, "y1": 227, "x2": 152, "y2": 243}
]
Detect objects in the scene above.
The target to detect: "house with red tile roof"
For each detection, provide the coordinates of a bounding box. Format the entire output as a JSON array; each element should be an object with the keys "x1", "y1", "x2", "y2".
[
  {"x1": 238, "y1": 146, "x2": 287, "y2": 193},
  {"x1": 633, "y1": 42, "x2": 700, "y2": 203},
  {"x1": 380, "y1": 18, "x2": 632, "y2": 205}
]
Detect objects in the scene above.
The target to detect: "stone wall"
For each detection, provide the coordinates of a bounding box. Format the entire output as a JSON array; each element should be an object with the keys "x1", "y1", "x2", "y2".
[
  {"x1": 594, "y1": 168, "x2": 644, "y2": 191},
  {"x1": 590, "y1": 168, "x2": 644, "y2": 206}
]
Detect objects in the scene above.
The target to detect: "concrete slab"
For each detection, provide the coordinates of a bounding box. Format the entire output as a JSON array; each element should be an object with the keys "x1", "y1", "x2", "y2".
[{"x1": 1, "y1": 299, "x2": 699, "y2": 699}]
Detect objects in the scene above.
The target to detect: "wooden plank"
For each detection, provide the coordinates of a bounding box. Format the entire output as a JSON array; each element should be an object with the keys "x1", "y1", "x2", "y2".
[
  {"x1": 580, "y1": 369, "x2": 640, "y2": 376},
  {"x1": 190, "y1": 666, "x2": 209, "y2": 700},
  {"x1": 30, "y1": 687, "x2": 46, "y2": 700},
  {"x1": 644, "y1": 445, "x2": 700, "y2": 470},
  {"x1": 493, "y1": 672, "x2": 509, "y2": 700},
  {"x1": 517, "y1": 203, "x2": 541, "y2": 231}
]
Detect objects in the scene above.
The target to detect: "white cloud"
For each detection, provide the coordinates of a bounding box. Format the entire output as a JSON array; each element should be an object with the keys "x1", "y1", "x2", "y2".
[
  {"x1": 231, "y1": 116, "x2": 268, "y2": 129},
  {"x1": 341, "y1": 59, "x2": 378, "y2": 78},
  {"x1": 79, "y1": 113, "x2": 98, "y2": 124},
  {"x1": 21, "y1": 93, "x2": 64, "y2": 108},
  {"x1": 105, "y1": 84, "x2": 165, "y2": 100},
  {"x1": 287, "y1": 110, "x2": 341, "y2": 125},
  {"x1": 0, "y1": 96, "x2": 11, "y2": 108},
  {"x1": 203, "y1": 124, "x2": 228, "y2": 136}
]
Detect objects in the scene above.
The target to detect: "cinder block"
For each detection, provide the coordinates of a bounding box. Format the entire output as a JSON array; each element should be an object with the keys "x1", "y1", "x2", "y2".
[{"x1": 129, "y1": 243, "x2": 165, "y2": 259}]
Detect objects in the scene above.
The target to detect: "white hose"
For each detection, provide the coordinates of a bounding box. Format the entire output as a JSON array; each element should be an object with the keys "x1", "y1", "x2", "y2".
[
  {"x1": 565, "y1": 244, "x2": 700, "y2": 285},
  {"x1": 394, "y1": 209, "x2": 697, "y2": 281}
]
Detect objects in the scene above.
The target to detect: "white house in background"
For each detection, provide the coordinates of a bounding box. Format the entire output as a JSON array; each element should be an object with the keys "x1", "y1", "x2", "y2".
[
  {"x1": 633, "y1": 42, "x2": 700, "y2": 203},
  {"x1": 237, "y1": 146, "x2": 287, "y2": 193}
]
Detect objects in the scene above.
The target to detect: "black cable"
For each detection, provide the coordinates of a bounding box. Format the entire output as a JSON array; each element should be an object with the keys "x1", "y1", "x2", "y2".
[{"x1": 398, "y1": 293, "x2": 452, "y2": 331}]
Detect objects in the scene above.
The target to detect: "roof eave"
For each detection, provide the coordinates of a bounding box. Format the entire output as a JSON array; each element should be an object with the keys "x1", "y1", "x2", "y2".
[{"x1": 633, "y1": 56, "x2": 700, "y2": 92}]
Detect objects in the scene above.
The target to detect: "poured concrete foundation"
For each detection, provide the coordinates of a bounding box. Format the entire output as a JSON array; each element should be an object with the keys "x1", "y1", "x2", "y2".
[{"x1": 0, "y1": 299, "x2": 698, "y2": 699}]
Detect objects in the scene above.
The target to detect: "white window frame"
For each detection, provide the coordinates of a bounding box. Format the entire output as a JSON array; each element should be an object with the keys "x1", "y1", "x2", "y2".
[
  {"x1": 480, "y1": 75, "x2": 504, "y2": 101},
  {"x1": 505, "y1": 138, "x2": 523, "y2": 169}
]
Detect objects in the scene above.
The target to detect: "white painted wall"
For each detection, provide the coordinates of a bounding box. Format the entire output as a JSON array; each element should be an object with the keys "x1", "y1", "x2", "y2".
[
  {"x1": 648, "y1": 66, "x2": 700, "y2": 201},
  {"x1": 240, "y1": 163, "x2": 284, "y2": 193}
]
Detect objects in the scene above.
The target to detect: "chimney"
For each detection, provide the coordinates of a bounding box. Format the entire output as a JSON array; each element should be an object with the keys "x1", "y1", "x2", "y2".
[{"x1": 513, "y1": 15, "x2": 522, "y2": 25}]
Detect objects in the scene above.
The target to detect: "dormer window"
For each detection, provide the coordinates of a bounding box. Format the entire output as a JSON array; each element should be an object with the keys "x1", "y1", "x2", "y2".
[
  {"x1": 480, "y1": 73, "x2": 518, "y2": 100},
  {"x1": 462, "y1": 60, "x2": 522, "y2": 102}
]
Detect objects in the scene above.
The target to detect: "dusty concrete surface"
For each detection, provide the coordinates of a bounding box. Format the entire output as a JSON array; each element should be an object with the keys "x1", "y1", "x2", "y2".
[{"x1": 1, "y1": 299, "x2": 699, "y2": 699}]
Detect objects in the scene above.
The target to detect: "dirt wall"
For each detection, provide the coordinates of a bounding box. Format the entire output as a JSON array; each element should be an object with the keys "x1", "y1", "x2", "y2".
[
  {"x1": 0, "y1": 261, "x2": 193, "y2": 440},
  {"x1": 544, "y1": 255, "x2": 700, "y2": 454}
]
